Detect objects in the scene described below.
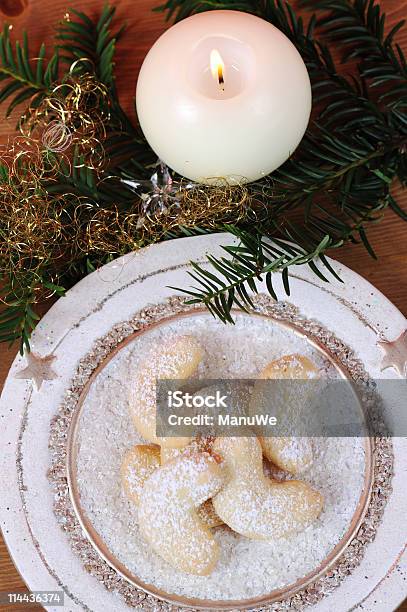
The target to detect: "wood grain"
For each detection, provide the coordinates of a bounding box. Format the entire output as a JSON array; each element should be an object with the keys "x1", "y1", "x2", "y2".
[{"x1": 0, "y1": 0, "x2": 406, "y2": 609}]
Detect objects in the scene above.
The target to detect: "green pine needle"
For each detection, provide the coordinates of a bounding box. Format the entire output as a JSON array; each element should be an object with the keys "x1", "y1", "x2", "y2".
[{"x1": 0, "y1": 24, "x2": 59, "y2": 122}]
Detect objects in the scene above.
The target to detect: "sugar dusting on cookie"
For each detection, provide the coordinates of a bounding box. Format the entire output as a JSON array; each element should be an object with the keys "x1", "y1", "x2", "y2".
[
  {"x1": 138, "y1": 452, "x2": 224, "y2": 575},
  {"x1": 128, "y1": 334, "x2": 203, "y2": 447},
  {"x1": 212, "y1": 436, "x2": 323, "y2": 540},
  {"x1": 121, "y1": 445, "x2": 160, "y2": 504}
]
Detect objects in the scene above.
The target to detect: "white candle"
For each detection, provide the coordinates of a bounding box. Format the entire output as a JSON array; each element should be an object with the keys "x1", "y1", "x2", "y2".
[{"x1": 136, "y1": 10, "x2": 311, "y2": 185}]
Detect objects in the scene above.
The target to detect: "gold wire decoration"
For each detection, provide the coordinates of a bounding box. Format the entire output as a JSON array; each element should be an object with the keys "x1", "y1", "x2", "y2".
[
  {"x1": 0, "y1": 174, "x2": 82, "y2": 300},
  {"x1": 175, "y1": 180, "x2": 251, "y2": 228},
  {"x1": 22, "y1": 71, "x2": 110, "y2": 172},
  {"x1": 0, "y1": 70, "x2": 110, "y2": 302},
  {"x1": 76, "y1": 180, "x2": 253, "y2": 257},
  {"x1": 0, "y1": 133, "x2": 85, "y2": 302},
  {"x1": 0, "y1": 66, "x2": 255, "y2": 302}
]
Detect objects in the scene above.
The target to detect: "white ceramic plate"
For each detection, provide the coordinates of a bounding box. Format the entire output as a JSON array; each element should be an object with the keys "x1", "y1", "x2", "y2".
[{"x1": 0, "y1": 233, "x2": 406, "y2": 612}]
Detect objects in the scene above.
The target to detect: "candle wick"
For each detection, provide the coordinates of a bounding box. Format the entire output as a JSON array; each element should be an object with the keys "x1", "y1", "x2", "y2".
[{"x1": 218, "y1": 72, "x2": 225, "y2": 91}]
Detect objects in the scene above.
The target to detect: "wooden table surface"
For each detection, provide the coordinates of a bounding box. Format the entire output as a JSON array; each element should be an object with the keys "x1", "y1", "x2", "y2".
[{"x1": 0, "y1": 0, "x2": 406, "y2": 610}]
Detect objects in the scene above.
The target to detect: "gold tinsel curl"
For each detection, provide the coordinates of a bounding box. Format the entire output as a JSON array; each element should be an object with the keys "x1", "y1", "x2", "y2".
[
  {"x1": 0, "y1": 70, "x2": 111, "y2": 302},
  {"x1": 74, "y1": 206, "x2": 143, "y2": 256},
  {"x1": 0, "y1": 136, "x2": 51, "y2": 181},
  {"x1": 22, "y1": 71, "x2": 110, "y2": 172},
  {"x1": 1, "y1": 134, "x2": 254, "y2": 298},
  {"x1": 0, "y1": 189, "x2": 75, "y2": 273},
  {"x1": 1, "y1": 62, "x2": 256, "y2": 296},
  {"x1": 175, "y1": 180, "x2": 251, "y2": 228},
  {"x1": 76, "y1": 180, "x2": 253, "y2": 257},
  {"x1": 135, "y1": 179, "x2": 252, "y2": 242},
  {"x1": 0, "y1": 156, "x2": 85, "y2": 300}
]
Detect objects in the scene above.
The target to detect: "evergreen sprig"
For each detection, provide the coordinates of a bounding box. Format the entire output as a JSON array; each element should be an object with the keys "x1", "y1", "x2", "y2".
[
  {"x1": 304, "y1": 1, "x2": 407, "y2": 95},
  {"x1": 0, "y1": 1, "x2": 406, "y2": 347},
  {"x1": 0, "y1": 280, "x2": 41, "y2": 351},
  {"x1": 0, "y1": 276, "x2": 66, "y2": 352},
  {"x1": 56, "y1": 5, "x2": 124, "y2": 86},
  {"x1": 0, "y1": 24, "x2": 59, "y2": 119},
  {"x1": 172, "y1": 225, "x2": 339, "y2": 322}
]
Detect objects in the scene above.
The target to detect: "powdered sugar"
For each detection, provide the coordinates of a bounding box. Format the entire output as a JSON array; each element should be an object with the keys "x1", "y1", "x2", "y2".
[{"x1": 75, "y1": 312, "x2": 366, "y2": 601}]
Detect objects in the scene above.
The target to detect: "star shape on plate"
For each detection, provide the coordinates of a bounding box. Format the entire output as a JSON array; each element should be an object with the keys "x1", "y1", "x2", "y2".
[
  {"x1": 15, "y1": 351, "x2": 58, "y2": 390},
  {"x1": 377, "y1": 330, "x2": 407, "y2": 377}
]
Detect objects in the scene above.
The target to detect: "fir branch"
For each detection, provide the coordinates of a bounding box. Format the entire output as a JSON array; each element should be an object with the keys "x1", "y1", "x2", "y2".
[
  {"x1": 171, "y1": 226, "x2": 338, "y2": 322},
  {"x1": 303, "y1": 1, "x2": 407, "y2": 98},
  {"x1": 56, "y1": 5, "x2": 124, "y2": 87},
  {"x1": 173, "y1": 201, "x2": 394, "y2": 321},
  {"x1": 0, "y1": 281, "x2": 39, "y2": 354},
  {"x1": 155, "y1": 0, "x2": 260, "y2": 21},
  {"x1": 301, "y1": 1, "x2": 407, "y2": 173},
  {"x1": 0, "y1": 271, "x2": 66, "y2": 353},
  {"x1": 260, "y1": 126, "x2": 405, "y2": 210},
  {"x1": 0, "y1": 25, "x2": 59, "y2": 118}
]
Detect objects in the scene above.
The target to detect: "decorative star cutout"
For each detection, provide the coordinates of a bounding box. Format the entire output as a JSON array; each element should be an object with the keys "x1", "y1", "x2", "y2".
[
  {"x1": 377, "y1": 330, "x2": 407, "y2": 377},
  {"x1": 15, "y1": 351, "x2": 58, "y2": 390}
]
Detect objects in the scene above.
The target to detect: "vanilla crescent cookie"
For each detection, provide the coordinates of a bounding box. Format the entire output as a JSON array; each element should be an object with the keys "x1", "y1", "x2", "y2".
[
  {"x1": 160, "y1": 439, "x2": 223, "y2": 528},
  {"x1": 212, "y1": 436, "x2": 323, "y2": 540},
  {"x1": 122, "y1": 441, "x2": 223, "y2": 528},
  {"x1": 128, "y1": 335, "x2": 203, "y2": 449},
  {"x1": 138, "y1": 452, "x2": 225, "y2": 575},
  {"x1": 250, "y1": 354, "x2": 318, "y2": 474},
  {"x1": 121, "y1": 444, "x2": 160, "y2": 505}
]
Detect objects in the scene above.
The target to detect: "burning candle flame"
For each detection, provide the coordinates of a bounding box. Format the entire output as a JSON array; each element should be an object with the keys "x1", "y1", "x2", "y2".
[{"x1": 210, "y1": 49, "x2": 225, "y2": 89}]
